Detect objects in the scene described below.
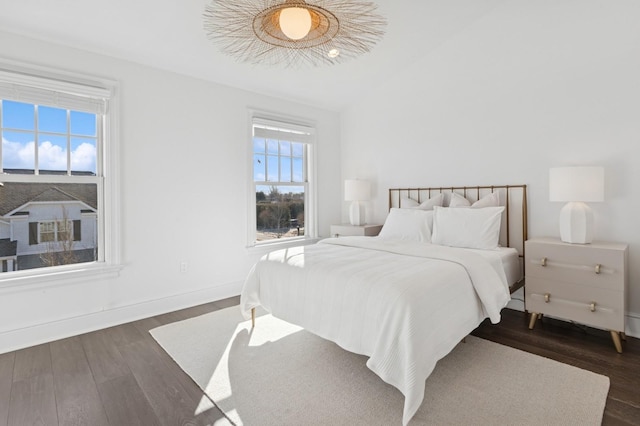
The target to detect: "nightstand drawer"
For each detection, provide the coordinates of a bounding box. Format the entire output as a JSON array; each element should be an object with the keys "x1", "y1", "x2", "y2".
[
  {"x1": 525, "y1": 240, "x2": 625, "y2": 289},
  {"x1": 526, "y1": 277, "x2": 624, "y2": 331}
]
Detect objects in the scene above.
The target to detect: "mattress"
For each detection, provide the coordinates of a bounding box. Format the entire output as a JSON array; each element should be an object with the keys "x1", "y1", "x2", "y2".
[{"x1": 469, "y1": 246, "x2": 522, "y2": 288}]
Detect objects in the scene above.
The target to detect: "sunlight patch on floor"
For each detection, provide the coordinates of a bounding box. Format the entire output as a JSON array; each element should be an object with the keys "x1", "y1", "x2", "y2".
[{"x1": 202, "y1": 314, "x2": 303, "y2": 401}]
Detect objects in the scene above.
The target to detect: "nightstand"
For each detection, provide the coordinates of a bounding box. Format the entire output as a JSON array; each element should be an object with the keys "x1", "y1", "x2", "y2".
[
  {"x1": 330, "y1": 223, "x2": 382, "y2": 237},
  {"x1": 525, "y1": 237, "x2": 628, "y2": 353}
]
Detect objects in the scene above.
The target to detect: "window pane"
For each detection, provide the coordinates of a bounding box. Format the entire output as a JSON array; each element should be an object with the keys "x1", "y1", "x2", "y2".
[
  {"x1": 266, "y1": 139, "x2": 278, "y2": 155},
  {"x1": 70, "y1": 111, "x2": 96, "y2": 137},
  {"x1": 253, "y1": 138, "x2": 265, "y2": 154},
  {"x1": 280, "y1": 157, "x2": 291, "y2": 182},
  {"x1": 253, "y1": 154, "x2": 265, "y2": 181},
  {"x1": 57, "y1": 221, "x2": 71, "y2": 242},
  {"x1": 255, "y1": 185, "x2": 305, "y2": 242},
  {"x1": 292, "y1": 142, "x2": 304, "y2": 157},
  {"x1": 2, "y1": 131, "x2": 35, "y2": 171},
  {"x1": 39, "y1": 134, "x2": 67, "y2": 173},
  {"x1": 71, "y1": 137, "x2": 97, "y2": 175},
  {"x1": 266, "y1": 155, "x2": 278, "y2": 182},
  {"x1": 292, "y1": 157, "x2": 304, "y2": 182},
  {"x1": 38, "y1": 106, "x2": 67, "y2": 133},
  {"x1": 279, "y1": 141, "x2": 291, "y2": 156},
  {"x1": 0, "y1": 182, "x2": 98, "y2": 272},
  {"x1": 2, "y1": 101, "x2": 35, "y2": 130},
  {"x1": 40, "y1": 222, "x2": 55, "y2": 243}
]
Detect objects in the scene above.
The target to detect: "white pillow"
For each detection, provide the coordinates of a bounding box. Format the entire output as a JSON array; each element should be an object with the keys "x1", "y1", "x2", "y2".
[
  {"x1": 472, "y1": 191, "x2": 500, "y2": 208},
  {"x1": 448, "y1": 192, "x2": 471, "y2": 207},
  {"x1": 431, "y1": 206, "x2": 504, "y2": 249},
  {"x1": 378, "y1": 208, "x2": 433, "y2": 242},
  {"x1": 448, "y1": 191, "x2": 500, "y2": 208},
  {"x1": 400, "y1": 193, "x2": 444, "y2": 210}
]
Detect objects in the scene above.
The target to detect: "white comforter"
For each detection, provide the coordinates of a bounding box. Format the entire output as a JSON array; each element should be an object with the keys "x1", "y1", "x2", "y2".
[{"x1": 240, "y1": 237, "x2": 511, "y2": 425}]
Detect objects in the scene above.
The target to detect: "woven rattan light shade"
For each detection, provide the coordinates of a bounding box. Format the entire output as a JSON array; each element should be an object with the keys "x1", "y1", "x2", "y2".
[{"x1": 203, "y1": 0, "x2": 386, "y2": 67}]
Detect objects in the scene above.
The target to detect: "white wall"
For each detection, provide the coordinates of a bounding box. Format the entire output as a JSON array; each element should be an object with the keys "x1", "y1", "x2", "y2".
[
  {"x1": 0, "y1": 32, "x2": 341, "y2": 353},
  {"x1": 341, "y1": 1, "x2": 640, "y2": 332}
]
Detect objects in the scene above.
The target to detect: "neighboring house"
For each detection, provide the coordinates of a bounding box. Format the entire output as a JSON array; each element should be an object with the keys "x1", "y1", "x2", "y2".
[{"x1": 0, "y1": 181, "x2": 98, "y2": 272}]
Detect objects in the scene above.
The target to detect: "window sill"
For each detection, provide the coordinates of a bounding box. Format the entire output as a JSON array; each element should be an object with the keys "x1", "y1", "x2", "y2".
[
  {"x1": 0, "y1": 262, "x2": 123, "y2": 292},
  {"x1": 247, "y1": 237, "x2": 321, "y2": 255}
]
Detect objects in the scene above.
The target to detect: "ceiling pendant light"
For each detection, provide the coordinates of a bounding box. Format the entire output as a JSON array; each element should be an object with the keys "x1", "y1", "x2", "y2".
[
  {"x1": 279, "y1": 6, "x2": 313, "y2": 40},
  {"x1": 203, "y1": 0, "x2": 387, "y2": 67}
]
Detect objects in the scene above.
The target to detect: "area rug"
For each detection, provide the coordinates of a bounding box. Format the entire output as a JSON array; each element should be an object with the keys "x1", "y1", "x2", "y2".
[{"x1": 150, "y1": 307, "x2": 610, "y2": 426}]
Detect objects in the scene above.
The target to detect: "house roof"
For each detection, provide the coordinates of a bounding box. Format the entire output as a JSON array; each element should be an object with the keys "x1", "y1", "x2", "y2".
[{"x1": 0, "y1": 182, "x2": 97, "y2": 216}]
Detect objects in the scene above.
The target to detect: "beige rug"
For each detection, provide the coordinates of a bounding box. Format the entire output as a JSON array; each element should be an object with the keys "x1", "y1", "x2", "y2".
[{"x1": 150, "y1": 307, "x2": 610, "y2": 426}]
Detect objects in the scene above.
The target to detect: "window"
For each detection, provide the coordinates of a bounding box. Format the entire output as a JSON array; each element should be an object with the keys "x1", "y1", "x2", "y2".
[
  {"x1": 250, "y1": 116, "x2": 316, "y2": 246},
  {"x1": 37, "y1": 220, "x2": 77, "y2": 244},
  {"x1": 0, "y1": 64, "x2": 119, "y2": 280}
]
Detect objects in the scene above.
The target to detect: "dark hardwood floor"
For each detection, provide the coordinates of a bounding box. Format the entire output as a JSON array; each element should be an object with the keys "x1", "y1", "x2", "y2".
[{"x1": 1, "y1": 299, "x2": 638, "y2": 425}]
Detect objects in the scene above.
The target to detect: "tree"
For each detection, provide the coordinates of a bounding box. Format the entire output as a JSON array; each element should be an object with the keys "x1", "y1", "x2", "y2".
[{"x1": 268, "y1": 185, "x2": 281, "y2": 202}]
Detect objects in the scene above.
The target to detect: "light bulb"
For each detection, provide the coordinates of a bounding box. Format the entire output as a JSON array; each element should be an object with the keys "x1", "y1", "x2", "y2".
[{"x1": 279, "y1": 7, "x2": 312, "y2": 40}]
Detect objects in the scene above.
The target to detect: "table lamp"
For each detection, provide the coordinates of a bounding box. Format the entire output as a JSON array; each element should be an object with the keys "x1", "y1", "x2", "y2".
[
  {"x1": 345, "y1": 179, "x2": 370, "y2": 226},
  {"x1": 549, "y1": 166, "x2": 604, "y2": 244}
]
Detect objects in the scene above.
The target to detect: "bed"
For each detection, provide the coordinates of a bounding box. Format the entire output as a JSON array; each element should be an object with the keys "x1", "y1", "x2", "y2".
[{"x1": 240, "y1": 184, "x2": 528, "y2": 425}]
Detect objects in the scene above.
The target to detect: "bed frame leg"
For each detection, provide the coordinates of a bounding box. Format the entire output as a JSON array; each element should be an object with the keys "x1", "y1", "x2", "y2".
[{"x1": 251, "y1": 308, "x2": 256, "y2": 328}]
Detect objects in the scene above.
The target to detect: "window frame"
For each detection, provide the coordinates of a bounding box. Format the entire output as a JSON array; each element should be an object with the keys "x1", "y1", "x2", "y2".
[
  {"x1": 0, "y1": 60, "x2": 122, "y2": 289},
  {"x1": 247, "y1": 112, "x2": 317, "y2": 249}
]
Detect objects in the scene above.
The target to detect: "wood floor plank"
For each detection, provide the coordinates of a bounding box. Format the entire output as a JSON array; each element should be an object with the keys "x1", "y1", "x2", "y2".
[
  {"x1": 213, "y1": 296, "x2": 240, "y2": 310},
  {"x1": 0, "y1": 352, "x2": 15, "y2": 426},
  {"x1": 8, "y1": 373, "x2": 57, "y2": 426},
  {"x1": 603, "y1": 397, "x2": 640, "y2": 426},
  {"x1": 97, "y1": 374, "x2": 161, "y2": 426},
  {"x1": 104, "y1": 322, "x2": 146, "y2": 347},
  {"x1": 12, "y1": 343, "x2": 51, "y2": 382},
  {"x1": 81, "y1": 330, "x2": 130, "y2": 384},
  {"x1": 118, "y1": 339, "x2": 229, "y2": 426},
  {"x1": 50, "y1": 337, "x2": 109, "y2": 426},
  {"x1": 131, "y1": 316, "x2": 164, "y2": 336}
]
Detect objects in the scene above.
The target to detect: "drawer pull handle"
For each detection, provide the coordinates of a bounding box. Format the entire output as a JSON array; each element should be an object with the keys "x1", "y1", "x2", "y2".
[
  {"x1": 590, "y1": 302, "x2": 597, "y2": 312},
  {"x1": 544, "y1": 293, "x2": 550, "y2": 303},
  {"x1": 541, "y1": 257, "x2": 547, "y2": 267},
  {"x1": 595, "y1": 264, "x2": 601, "y2": 274}
]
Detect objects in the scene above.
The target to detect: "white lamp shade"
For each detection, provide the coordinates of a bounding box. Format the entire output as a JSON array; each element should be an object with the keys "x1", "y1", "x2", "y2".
[
  {"x1": 344, "y1": 179, "x2": 370, "y2": 201},
  {"x1": 549, "y1": 167, "x2": 604, "y2": 202}
]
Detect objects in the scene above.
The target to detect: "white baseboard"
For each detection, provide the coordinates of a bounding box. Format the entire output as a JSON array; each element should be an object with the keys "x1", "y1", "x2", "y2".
[
  {"x1": 625, "y1": 312, "x2": 640, "y2": 339},
  {"x1": 0, "y1": 280, "x2": 243, "y2": 354}
]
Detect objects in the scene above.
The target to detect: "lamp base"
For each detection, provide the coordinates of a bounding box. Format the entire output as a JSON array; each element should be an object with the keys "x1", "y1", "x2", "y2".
[
  {"x1": 559, "y1": 201, "x2": 594, "y2": 244},
  {"x1": 349, "y1": 201, "x2": 366, "y2": 226}
]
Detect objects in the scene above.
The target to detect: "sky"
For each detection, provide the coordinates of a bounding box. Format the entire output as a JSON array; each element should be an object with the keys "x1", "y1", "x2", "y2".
[
  {"x1": 253, "y1": 137, "x2": 305, "y2": 194},
  {"x1": 1, "y1": 100, "x2": 97, "y2": 174}
]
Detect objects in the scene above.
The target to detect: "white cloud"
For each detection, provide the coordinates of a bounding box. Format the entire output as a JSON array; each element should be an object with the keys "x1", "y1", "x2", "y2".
[
  {"x1": 38, "y1": 141, "x2": 67, "y2": 170},
  {"x1": 71, "y1": 142, "x2": 96, "y2": 172},
  {"x1": 2, "y1": 137, "x2": 96, "y2": 173}
]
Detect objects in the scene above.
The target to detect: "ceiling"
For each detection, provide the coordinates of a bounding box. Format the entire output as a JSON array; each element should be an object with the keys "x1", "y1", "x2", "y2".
[{"x1": 0, "y1": 0, "x2": 506, "y2": 112}]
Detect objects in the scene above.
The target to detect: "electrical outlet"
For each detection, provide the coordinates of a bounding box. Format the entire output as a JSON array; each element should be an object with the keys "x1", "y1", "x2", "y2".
[{"x1": 180, "y1": 261, "x2": 188, "y2": 273}]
